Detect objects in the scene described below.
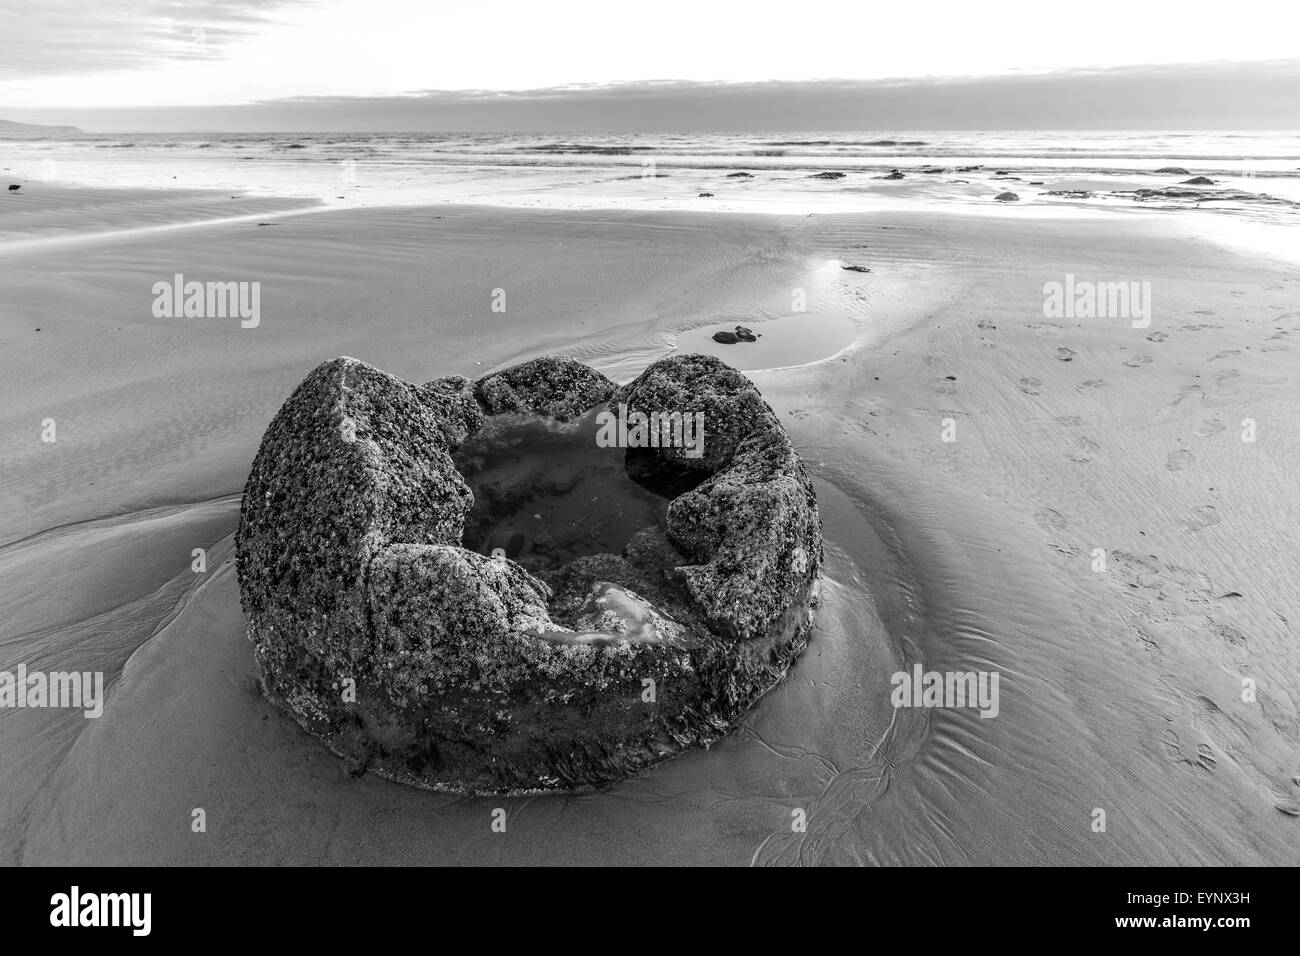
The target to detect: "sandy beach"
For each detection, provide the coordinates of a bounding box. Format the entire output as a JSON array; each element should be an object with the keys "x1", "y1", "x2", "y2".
[{"x1": 1, "y1": 182, "x2": 1297, "y2": 865}]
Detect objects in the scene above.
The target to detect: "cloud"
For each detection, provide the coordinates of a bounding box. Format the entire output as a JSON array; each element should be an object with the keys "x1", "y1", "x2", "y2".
[
  {"x1": 7, "y1": 59, "x2": 1300, "y2": 131},
  {"x1": 252, "y1": 61, "x2": 1300, "y2": 131},
  {"x1": 0, "y1": 0, "x2": 312, "y2": 77}
]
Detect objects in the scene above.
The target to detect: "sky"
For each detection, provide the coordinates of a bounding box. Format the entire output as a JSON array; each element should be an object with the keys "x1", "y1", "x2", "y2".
[{"x1": 1, "y1": 0, "x2": 1297, "y2": 130}]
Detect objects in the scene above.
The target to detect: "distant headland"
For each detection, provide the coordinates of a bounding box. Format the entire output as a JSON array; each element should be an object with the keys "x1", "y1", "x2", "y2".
[{"x1": 0, "y1": 119, "x2": 82, "y2": 134}]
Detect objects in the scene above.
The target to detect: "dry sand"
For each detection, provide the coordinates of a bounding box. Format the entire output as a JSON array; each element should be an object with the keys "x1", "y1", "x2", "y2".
[{"x1": 1, "y1": 186, "x2": 1297, "y2": 864}]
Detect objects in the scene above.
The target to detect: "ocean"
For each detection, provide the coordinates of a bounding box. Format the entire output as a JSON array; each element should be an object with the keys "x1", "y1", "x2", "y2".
[{"x1": 4, "y1": 130, "x2": 1300, "y2": 215}]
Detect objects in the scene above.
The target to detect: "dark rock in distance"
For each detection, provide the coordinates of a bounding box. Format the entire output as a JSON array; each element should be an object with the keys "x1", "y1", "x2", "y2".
[
  {"x1": 714, "y1": 324, "x2": 760, "y2": 343},
  {"x1": 1182, "y1": 176, "x2": 1216, "y2": 185},
  {"x1": 1123, "y1": 185, "x2": 1295, "y2": 207},
  {"x1": 726, "y1": 171, "x2": 753, "y2": 178},
  {"x1": 1155, "y1": 166, "x2": 1190, "y2": 175},
  {"x1": 236, "y1": 353, "x2": 821, "y2": 793},
  {"x1": 878, "y1": 169, "x2": 905, "y2": 180},
  {"x1": 698, "y1": 192, "x2": 714, "y2": 197},
  {"x1": 7, "y1": 184, "x2": 19, "y2": 192},
  {"x1": 808, "y1": 171, "x2": 846, "y2": 179},
  {"x1": 994, "y1": 191, "x2": 1020, "y2": 202},
  {"x1": 842, "y1": 264, "x2": 871, "y2": 273}
]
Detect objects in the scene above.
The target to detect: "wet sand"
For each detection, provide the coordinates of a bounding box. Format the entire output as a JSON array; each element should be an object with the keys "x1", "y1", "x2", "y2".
[{"x1": 2, "y1": 188, "x2": 1297, "y2": 864}]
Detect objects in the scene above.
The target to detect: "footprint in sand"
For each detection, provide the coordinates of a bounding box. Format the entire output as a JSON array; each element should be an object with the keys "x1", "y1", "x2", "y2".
[
  {"x1": 977, "y1": 320, "x2": 998, "y2": 330},
  {"x1": 1209, "y1": 349, "x2": 1242, "y2": 362},
  {"x1": 1123, "y1": 355, "x2": 1153, "y2": 368},
  {"x1": 1193, "y1": 310, "x2": 1216, "y2": 316},
  {"x1": 1159, "y1": 678, "x2": 1298, "y2": 809},
  {"x1": 1160, "y1": 729, "x2": 1217, "y2": 774},
  {"x1": 1165, "y1": 449, "x2": 1194, "y2": 471},
  {"x1": 1196, "y1": 743, "x2": 1218, "y2": 771},
  {"x1": 1195, "y1": 418, "x2": 1225, "y2": 437},
  {"x1": 1259, "y1": 696, "x2": 1296, "y2": 738},
  {"x1": 1161, "y1": 729, "x2": 1190, "y2": 764},
  {"x1": 1067, "y1": 435, "x2": 1100, "y2": 463},
  {"x1": 931, "y1": 378, "x2": 957, "y2": 397},
  {"x1": 1054, "y1": 415, "x2": 1083, "y2": 426},
  {"x1": 1112, "y1": 552, "x2": 1217, "y2": 601},
  {"x1": 1076, "y1": 379, "x2": 1107, "y2": 394},
  {"x1": 1190, "y1": 694, "x2": 1248, "y2": 759},
  {"x1": 1214, "y1": 619, "x2": 1251, "y2": 670},
  {"x1": 1034, "y1": 508, "x2": 1078, "y2": 555},
  {"x1": 1034, "y1": 507, "x2": 1068, "y2": 532},
  {"x1": 1184, "y1": 505, "x2": 1220, "y2": 531},
  {"x1": 1026, "y1": 323, "x2": 1062, "y2": 339},
  {"x1": 1170, "y1": 383, "x2": 1204, "y2": 407},
  {"x1": 1017, "y1": 377, "x2": 1043, "y2": 395},
  {"x1": 979, "y1": 338, "x2": 998, "y2": 350},
  {"x1": 1055, "y1": 347, "x2": 1077, "y2": 362},
  {"x1": 1146, "y1": 331, "x2": 1167, "y2": 343}
]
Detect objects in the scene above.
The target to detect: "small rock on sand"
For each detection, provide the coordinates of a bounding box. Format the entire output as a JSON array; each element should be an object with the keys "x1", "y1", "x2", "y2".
[
  {"x1": 995, "y1": 191, "x2": 1020, "y2": 202},
  {"x1": 713, "y1": 325, "x2": 760, "y2": 344}
]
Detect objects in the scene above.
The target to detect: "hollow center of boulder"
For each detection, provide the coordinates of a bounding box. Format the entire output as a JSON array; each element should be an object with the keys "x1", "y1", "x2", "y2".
[{"x1": 453, "y1": 408, "x2": 670, "y2": 574}]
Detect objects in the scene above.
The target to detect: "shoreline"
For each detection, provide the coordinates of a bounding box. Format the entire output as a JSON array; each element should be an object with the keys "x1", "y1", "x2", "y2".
[{"x1": 6, "y1": 180, "x2": 1298, "y2": 274}]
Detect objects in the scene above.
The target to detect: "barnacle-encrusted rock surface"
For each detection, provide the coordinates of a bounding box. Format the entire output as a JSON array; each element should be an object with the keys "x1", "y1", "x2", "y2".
[
  {"x1": 236, "y1": 352, "x2": 822, "y2": 793},
  {"x1": 616, "y1": 354, "x2": 822, "y2": 642},
  {"x1": 474, "y1": 356, "x2": 615, "y2": 421}
]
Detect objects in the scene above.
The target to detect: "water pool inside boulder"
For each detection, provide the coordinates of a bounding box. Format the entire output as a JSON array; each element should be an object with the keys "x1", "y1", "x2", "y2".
[{"x1": 453, "y1": 407, "x2": 670, "y2": 574}]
